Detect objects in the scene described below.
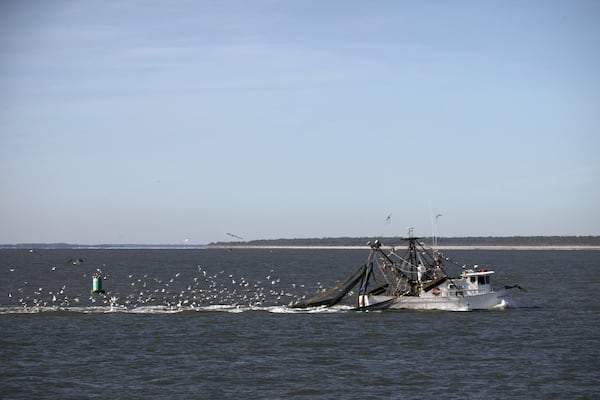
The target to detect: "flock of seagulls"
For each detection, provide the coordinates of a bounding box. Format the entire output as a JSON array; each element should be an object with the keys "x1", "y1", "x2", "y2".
[{"x1": 2, "y1": 259, "x2": 327, "y2": 313}]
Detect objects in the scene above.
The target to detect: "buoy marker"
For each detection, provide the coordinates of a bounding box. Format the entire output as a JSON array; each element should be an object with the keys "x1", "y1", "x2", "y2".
[{"x1": 91, "y1": 272, "x2": 106, "y2": 294}]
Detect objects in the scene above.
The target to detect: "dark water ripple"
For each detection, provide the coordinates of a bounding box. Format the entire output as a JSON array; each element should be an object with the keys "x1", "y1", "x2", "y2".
[{"x1": 1, "y1": 249, "x2": 599, "y2": 399}]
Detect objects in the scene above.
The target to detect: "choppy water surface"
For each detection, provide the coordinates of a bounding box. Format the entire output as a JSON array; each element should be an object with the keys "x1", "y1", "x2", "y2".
[{"x1": 1, "y1": 248, "x2": 598, "y2": 399}]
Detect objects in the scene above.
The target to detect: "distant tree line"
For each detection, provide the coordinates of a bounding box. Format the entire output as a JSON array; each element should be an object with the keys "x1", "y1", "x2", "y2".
[{"x1": 209, "y1": 235, "x2": 600, "y2": 247}]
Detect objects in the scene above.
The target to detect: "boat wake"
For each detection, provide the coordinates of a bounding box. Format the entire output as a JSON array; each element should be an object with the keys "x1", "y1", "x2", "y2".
[{"x1": 0, "y1": 304, "x2": 355, "y2": 315}]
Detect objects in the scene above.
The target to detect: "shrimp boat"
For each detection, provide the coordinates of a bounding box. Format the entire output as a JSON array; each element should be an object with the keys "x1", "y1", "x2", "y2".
[{"x1": 292, "y1": 234, "x2": 523, "y2": 311}]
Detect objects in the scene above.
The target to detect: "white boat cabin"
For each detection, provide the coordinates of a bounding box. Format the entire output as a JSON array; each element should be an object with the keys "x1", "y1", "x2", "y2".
[{"x1": 450, "y1": 268, "x2": 495, "y2": 295}]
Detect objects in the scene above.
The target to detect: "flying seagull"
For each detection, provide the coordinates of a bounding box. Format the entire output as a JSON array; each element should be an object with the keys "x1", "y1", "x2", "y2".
[{"x1": 226, "y1": 232, "x2": 244, "y2": 240}]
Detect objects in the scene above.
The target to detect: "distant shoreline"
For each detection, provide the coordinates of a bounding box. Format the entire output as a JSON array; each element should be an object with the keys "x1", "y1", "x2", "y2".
[
  {"x1": 206, "y1": 245, "x2": 600, "y2": 251},
  {"x1": 1, "y1": 244, "x2": 598, "y2": 250},
  {"x1": 2, "y1": 245, "x2": 599, "y2": 250},
  {"x1": 2, "y1": 235, "x2": 599, "y2": 250}
]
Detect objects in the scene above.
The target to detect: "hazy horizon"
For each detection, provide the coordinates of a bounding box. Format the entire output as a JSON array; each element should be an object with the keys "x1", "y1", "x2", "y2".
[{"x1": 2, "y1": 234, "x2": 600, "y2": 248}]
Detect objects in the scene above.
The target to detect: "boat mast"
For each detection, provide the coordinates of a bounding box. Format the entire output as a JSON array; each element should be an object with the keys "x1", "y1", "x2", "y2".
[
  {"x1": 432, "y1": 213, "x2": 442, "y2": 250},
  {"x1": 406, "y1": 228, "x2": 420, "y2": 292},
  {"x1": 407, "y1": 228, "x2": 416, "y2": 269}
]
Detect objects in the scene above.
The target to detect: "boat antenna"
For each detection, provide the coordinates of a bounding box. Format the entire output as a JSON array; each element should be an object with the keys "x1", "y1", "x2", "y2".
[{"x1": 432, "y1": 213, "x2": 442, "y2": 249}]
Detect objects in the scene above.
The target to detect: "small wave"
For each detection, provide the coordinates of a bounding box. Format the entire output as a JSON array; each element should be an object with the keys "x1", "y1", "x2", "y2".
[
  {"x1": 493, "y1": 299, "x2": 509, "y2": 309},
  {"x1": 0, "y1": 305, "x2": 117, "y2": 314}
]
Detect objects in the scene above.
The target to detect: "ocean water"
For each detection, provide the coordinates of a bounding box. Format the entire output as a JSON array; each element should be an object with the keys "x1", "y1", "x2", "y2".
[{"x1": 0, "y1": 248, "x2": 598, "y2": 399}]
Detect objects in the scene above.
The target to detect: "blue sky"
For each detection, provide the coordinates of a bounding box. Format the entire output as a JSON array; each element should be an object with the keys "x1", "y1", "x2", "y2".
[{"x1": 1, "y1": 1, "x2": 599, "y2": 244}]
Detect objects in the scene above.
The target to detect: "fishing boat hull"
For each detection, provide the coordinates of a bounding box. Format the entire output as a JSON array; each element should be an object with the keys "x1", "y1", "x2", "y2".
[{"x1": 359, "y1": 290, "x2": 508, "y2": 312}]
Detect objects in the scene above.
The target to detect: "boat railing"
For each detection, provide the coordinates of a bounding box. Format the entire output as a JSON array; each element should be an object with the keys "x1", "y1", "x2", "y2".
[{"x1": 448, "y1": 287, "x2": 492, "y2": 297}]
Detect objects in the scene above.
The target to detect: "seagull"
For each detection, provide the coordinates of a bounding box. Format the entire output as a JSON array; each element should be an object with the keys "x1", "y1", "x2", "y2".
[
  {"x1": 504, "y1": 284, "x2": 527, "y2": 292},
  {"x1": 226, "y1": 232, "x2": 244, "y2": 240}
]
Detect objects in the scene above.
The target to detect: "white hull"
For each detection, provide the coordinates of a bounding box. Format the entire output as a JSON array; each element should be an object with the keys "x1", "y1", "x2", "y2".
[{"x1": 360, "y1": 290, "x2": 507, "y2": 312}]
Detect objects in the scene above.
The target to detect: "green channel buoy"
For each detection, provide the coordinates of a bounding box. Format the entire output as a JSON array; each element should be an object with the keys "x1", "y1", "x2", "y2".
[{"x1": 92, "y1": 274, "x2": 105, "y2": 294}]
